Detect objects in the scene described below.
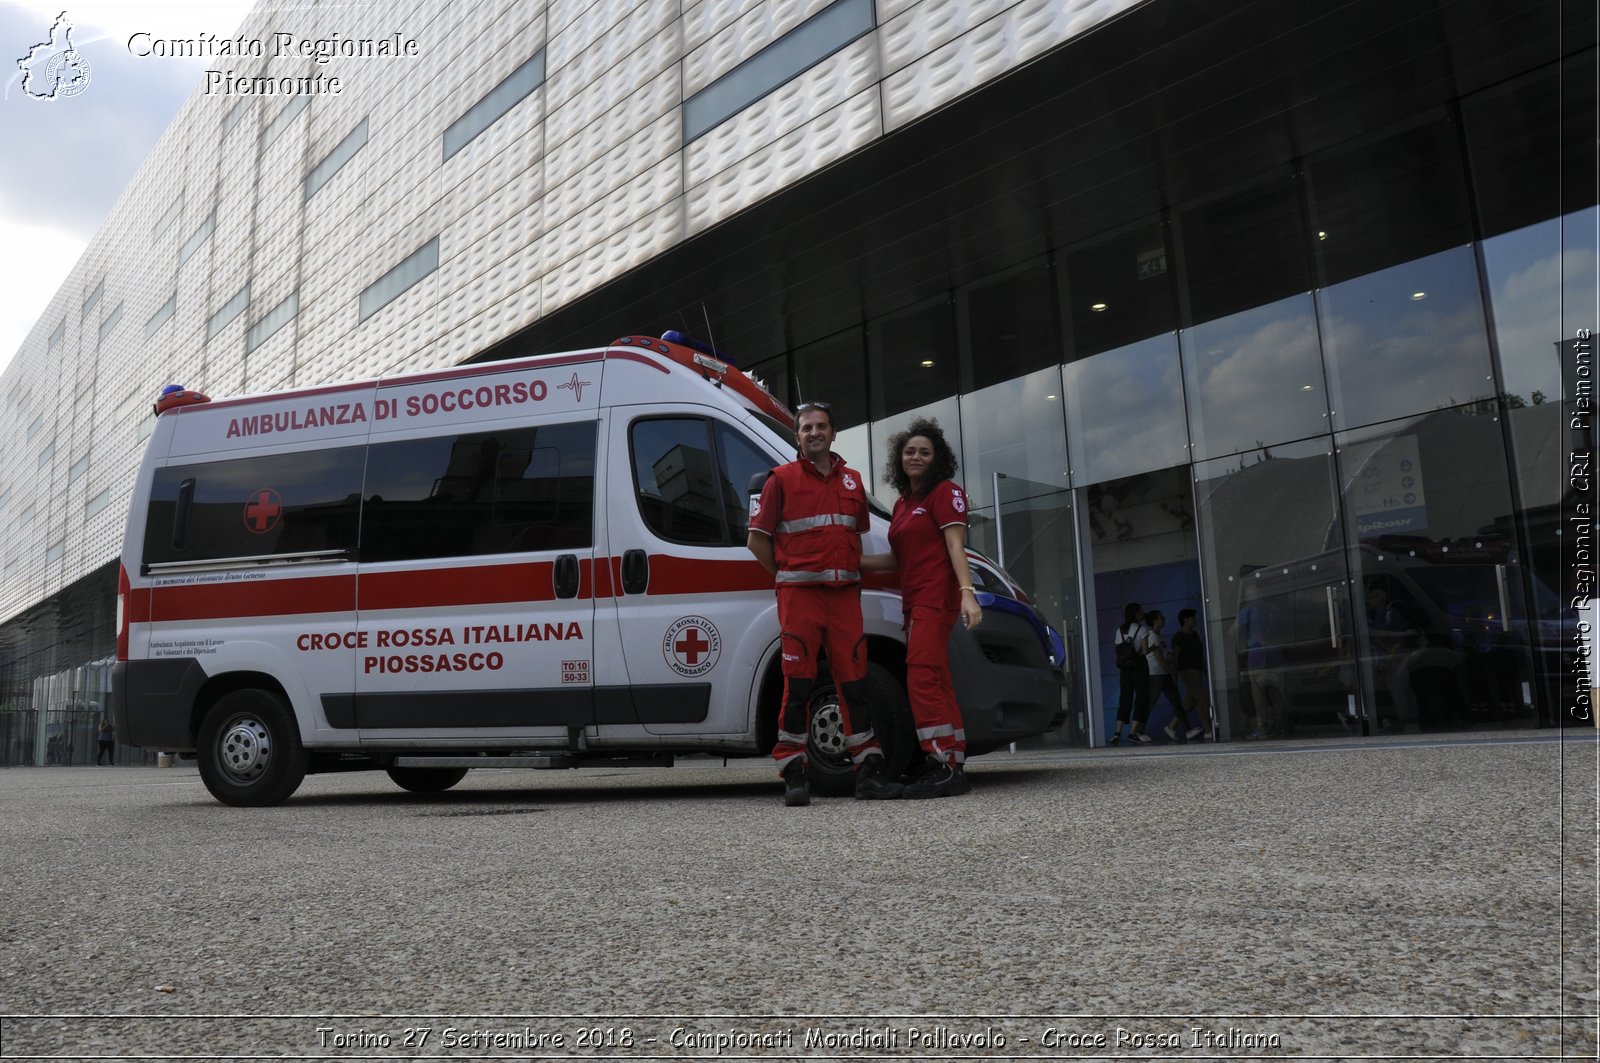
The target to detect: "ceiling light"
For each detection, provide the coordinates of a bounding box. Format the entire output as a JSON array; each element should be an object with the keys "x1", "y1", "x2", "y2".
[
  {"x1": 1301, "y1": 384, "x2": 1314, "y2": 392},
  {"x1": 1090, "y1": 303, "x2": 1108, "y2": 312},
  {"x1": 1411, "y1": 291, "x2": 1427, "y2": 301},
  {"x1": 920, "y1": 359, "x2": 935, "y2": 367},
  {"x1": 1317, "y1": 231, "x2": 1328, "y2": 241},
  {"x1": 1045, "y1": 394, "x2": 1058, "y2": 401}
]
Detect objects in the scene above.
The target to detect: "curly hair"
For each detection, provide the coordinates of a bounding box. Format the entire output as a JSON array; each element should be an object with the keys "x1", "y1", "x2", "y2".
[{"x1": 883, "y1": 417, "x2": 959, "y2": 495}]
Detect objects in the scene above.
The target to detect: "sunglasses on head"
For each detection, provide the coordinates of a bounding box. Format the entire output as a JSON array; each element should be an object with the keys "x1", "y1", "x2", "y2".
[{"x1": 795, "y1": 401, "x2": 833, "y2": 414}]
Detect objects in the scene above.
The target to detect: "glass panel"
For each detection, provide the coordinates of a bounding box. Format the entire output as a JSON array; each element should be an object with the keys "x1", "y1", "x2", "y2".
[
  {"x1": 1336, "y1": 409, "x2": 1539, "y2": 733},
  {"x1": 959, "y1": 367, "x2": 1067, "y2": 512},
  {"x1": 443, "y1": 51, "x2": 545, "y2": 159},
  {"x1": 1179, "y1": 176, "x2": 1311, "y2": 327},
  {"x1": 1309, "y1": 117, "x2": 1473, "y2": 286},
  {"x1": 628, "y1": 418, "x2": 724, "y2": 545},
  {"x1": 1061, "y1": 333, "x2": 1187, "y2": 485},
  {"x1": 1082, "y1": 465, "x2": 1200, "y2": 744},
  {"x1": 1481, "y1": 207, "x2": 1599, "y2": 722},
  {"x1": 792, "y1": 328, "x2": 866, "y2": 432},
  {"x1": 1181, "y1": 294, "x2": 1325, "y2": 460},
  {"x1": 1063, "y1": 222, "x2": 1173, "y2": 361},
  {"x1": 682, "y1": 0, "x2": 874, "y2": 142},
  {"x1": 1461, "y1": 53, "x2": 1598, "y2": 240},
  {"x1": 147, "y1": 447, "x2": 365, "y2": 564},
  {"x1": 359, "y1": 238, "x2": 439, "y2": 321},
  {"x1": 1317, "y1": 245, "x2": 1494, "y2": 430},
  {"x1": 1194, "y1": 437, "x2": 1353, "y2": 741},
  {"x1": 362, "y1": 423, "x2": 596, "y2": 561},
  {"x1": 868, "y1": 298, "x2": 957, "y2": 421},
  {"x1": 964, "y1": 261, "x2": 1060, "y2": 390},
  {"x1": 996, "y1": 471, "x2": 1085, "y2": 746},
  {"x1": 713, "y1": 423, "x2": 775, "y2": 542}
]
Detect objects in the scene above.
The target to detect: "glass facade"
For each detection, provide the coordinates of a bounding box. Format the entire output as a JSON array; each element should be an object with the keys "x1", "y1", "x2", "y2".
[
  {"x1": 2, "y1": 7, "x2": 1591, "y2": 760},
  {"x1": 742, "y1": 50, "x2": 1595, "y2": 745}
]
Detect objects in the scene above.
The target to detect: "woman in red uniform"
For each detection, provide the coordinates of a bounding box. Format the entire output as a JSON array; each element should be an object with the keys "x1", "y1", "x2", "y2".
[{"x1": 863, "y1": 417, "x2": 982, "y2": 798}]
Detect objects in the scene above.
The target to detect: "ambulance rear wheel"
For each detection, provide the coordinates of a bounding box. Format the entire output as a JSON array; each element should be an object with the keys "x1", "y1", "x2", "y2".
[
  {"x1": 805, "y1": 661, "x2": 913, "y2": 797},
  {"x1": 386, "y1": 766, "x2": 469, "y2": 793},
  {"x1": 196, "y1": 688, "x2": 307, "y2": 807}
]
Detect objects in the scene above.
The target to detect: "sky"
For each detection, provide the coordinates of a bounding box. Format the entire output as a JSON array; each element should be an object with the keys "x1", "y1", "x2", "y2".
[{"x1": 0, "y1": 2, "x2": 256, "y2": 375}]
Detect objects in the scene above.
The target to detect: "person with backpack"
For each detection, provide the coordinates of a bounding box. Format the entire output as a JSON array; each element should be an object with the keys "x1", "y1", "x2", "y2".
[{"x1": 1108, "y1": 602, "x2": 1152, "y2": 745}]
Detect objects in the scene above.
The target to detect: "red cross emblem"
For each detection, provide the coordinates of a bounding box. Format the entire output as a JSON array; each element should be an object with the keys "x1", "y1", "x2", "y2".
[
  {"x1": 674, "y1": 627, "x2": 710, "y2": 664},
  {"x1": 243, "y1": 488, "x2": 283, "y2": 534},
  {"x1": 663, "y1": 615, "x2": 721, "y2": 676}
]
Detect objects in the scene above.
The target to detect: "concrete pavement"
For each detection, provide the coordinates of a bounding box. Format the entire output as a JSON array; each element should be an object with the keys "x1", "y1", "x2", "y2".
[{"x1": 0, "y1": 731, "x2": 1594, "y2": 1060}]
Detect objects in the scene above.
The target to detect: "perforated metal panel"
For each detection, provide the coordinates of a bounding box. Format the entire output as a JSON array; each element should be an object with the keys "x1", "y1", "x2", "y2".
[{"x1": 0, "y1": 0, "x2": 1129, "y2": 625}]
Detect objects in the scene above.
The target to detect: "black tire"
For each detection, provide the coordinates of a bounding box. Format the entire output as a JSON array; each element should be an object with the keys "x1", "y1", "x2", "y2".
[
  {"x1": 196, "y1": 688, "x2": 307, "y2": 807},
  {"x1": 386, "y1": 766, "x2": 469, "y2": 793},
  {"x1": 805, "y1": 661, "x2": 914, "y2": 797}
]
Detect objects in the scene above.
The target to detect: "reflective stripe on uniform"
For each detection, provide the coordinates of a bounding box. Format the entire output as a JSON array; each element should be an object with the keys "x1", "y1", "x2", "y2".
[
  {"x1": 776, "y1": 729, "x2": 809, "y2": 747},
  {"x1": 775, "y1": 513, "x2": 858, "y2": 534},
  {"x1": 917, "y1": 723, "x2": 957, "y2": 741},
  {"x1": 844, "y1": 730, "x2": 878, "y2": 749},
  {"x1": 775, "y1": 568, "x2": 860, "y2": 583}
]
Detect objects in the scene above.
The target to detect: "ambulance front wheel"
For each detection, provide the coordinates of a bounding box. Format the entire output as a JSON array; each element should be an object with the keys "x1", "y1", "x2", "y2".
[
  {"x1": 386, "y1": 766, "x2": 469, "y2": 793},
  {"x1": 196, "y1": 688, "x2": 308, "y2": 807},
  {"x1": 805, "y1": 661, "x2": 913, "y2": 798}
]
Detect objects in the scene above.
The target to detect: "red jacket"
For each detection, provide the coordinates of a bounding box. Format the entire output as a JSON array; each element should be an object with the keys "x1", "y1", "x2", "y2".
[{"x1": 749, "y1": 453, "x2": 869, "y2": 585}]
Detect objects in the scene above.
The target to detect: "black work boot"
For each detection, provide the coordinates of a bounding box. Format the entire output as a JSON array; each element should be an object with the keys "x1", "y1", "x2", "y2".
[
  {"x1": 854, "y1": 754, "x2": 904, "y2": 800},
  {"x1": 782, "y1": 760, "x2": 810, "y2": 807},
  {"x1": 903, "y1": 757, "x2": 973, "y2": 799}
]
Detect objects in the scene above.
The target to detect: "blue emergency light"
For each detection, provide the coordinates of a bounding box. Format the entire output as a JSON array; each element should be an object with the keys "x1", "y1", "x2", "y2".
[{"x1": 662, "y1": 330, "x2": 737, "y2": 367}]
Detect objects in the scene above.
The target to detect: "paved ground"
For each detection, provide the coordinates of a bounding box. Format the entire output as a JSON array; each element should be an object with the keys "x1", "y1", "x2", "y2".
[{"x1": 0, "y1": 732, "x2": 1595, "y2": 1061}]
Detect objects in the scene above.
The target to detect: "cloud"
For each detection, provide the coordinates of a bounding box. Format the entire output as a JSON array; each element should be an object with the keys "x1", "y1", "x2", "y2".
[
  {"x1": 0, "y1": 2, "x2": 251, "y2": 371},
  {"x1": 0, "y1": 215, "x2": 86, "y2": 361}
]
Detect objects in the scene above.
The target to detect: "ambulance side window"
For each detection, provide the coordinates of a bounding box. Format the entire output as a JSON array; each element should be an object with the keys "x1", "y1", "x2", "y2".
[
  {"x1": 360, "y1": 421, "x2": 595, "y2": 562},
  {"x1": 144, "y1": 447, "x2": 365, "y2": 565},
  {"x1": 629, "y1": 417, "x2": 771, "y2": 546}
]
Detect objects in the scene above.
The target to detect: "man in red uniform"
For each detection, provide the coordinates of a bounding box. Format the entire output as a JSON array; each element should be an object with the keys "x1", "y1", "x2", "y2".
[{"x1": 747, "y1": 401, "x2": 902, "y2": 806}]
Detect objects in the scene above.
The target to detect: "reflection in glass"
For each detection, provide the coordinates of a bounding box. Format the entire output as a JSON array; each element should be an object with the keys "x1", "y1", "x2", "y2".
[
  {"x1": 869, "y1": 298, "x2": 957, "y2": 421},
  {"x1": 793, "y1": 329, "x2": 868, "y2": 431},
  {"x1": 1481, "y1": 207, "x2": 1600, "y2": 719},
  {"x1": 958, "y1": 368, "x2": 1068, "y2": 512},
  {"x1": 964, "y1": 262, "x2": 1060, "y2": 390},
  {"x1": 1061, "y1": 333, "x2": 1186, "y2": 485},
  {"x1": 1481, "y1": 209, "x2": 1597, "y2": 407},
  {"x1": 1192, "y1": 438, "x2": 1350, "y2": 741},
  {"x1": 1335, "y1": 410, "x2": 1538, "y2": 732},
  {"x1": 1063, "y1": 222, "x2": 1172, "y2": 361},
  {"x1": 960, "y1": 368, "x2": 1076, "y2": 730},
  {"x1": 1181, "y1": 294, "x2": 1325, "y2": 460},
  {"x1": 1318, "y1": 246, "x2": 1493, "y2": 430}
]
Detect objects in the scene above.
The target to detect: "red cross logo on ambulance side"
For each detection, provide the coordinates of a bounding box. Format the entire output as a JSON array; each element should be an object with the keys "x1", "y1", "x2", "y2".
[
  {"x1": 663, "y1": 616, "x2": 721, "y2": 678},
  {"x1": 243, "y1": 488, "x2": 283, "y2": 534}
]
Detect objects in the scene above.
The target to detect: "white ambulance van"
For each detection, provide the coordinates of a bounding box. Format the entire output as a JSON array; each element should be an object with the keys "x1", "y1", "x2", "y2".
[{"x1": 113, "y1": 334, "x2": 1065, "y2": 806}]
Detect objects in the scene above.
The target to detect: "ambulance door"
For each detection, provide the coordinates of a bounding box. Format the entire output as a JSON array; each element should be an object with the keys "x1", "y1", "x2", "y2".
[
  {"x1": 354, "y1": 371, "x2": 602, "y2": 743},
  {"x1": 598, "y1": 409, "x2": 781, "y2": 736}
]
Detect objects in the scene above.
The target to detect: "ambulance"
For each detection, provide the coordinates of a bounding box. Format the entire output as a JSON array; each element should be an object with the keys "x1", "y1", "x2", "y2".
[{"x1": 112, "y1": 333, "x2": 1065, "y2": 806}]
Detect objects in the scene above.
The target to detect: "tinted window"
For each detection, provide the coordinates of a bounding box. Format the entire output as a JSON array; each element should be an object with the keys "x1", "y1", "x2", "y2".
[
  {"x1": 631, "y1": 418, "x2": 772, "y2": 546},
  {"x1": 715, "y1": 423, "x2": 775, "y2": 541},
  {"x1": 361, "y1": 422, "x2": 595, "y2": 562},
  {"x1": 145, "y1": 448, "x2": 365, "y2": 565}
]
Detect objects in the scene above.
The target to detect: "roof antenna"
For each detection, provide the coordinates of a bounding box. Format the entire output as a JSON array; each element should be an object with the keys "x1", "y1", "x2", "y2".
[{"x1": 700, "y1": 303, "x2": 719, "y2": 363}]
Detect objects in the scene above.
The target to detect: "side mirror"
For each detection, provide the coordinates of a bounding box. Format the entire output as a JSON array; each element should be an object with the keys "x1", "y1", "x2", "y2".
[{"x1": 747, "y1": 469, "x2": 772, "y2": 497}]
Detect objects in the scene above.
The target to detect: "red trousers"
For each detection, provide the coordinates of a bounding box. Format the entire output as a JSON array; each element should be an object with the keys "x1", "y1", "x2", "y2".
[
  {"x1": 771, "y1": 585, "x2": 880, "y2": 772},
  {"x1": 905, "y1": 605, "x2": 966, "y2": 766}
]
